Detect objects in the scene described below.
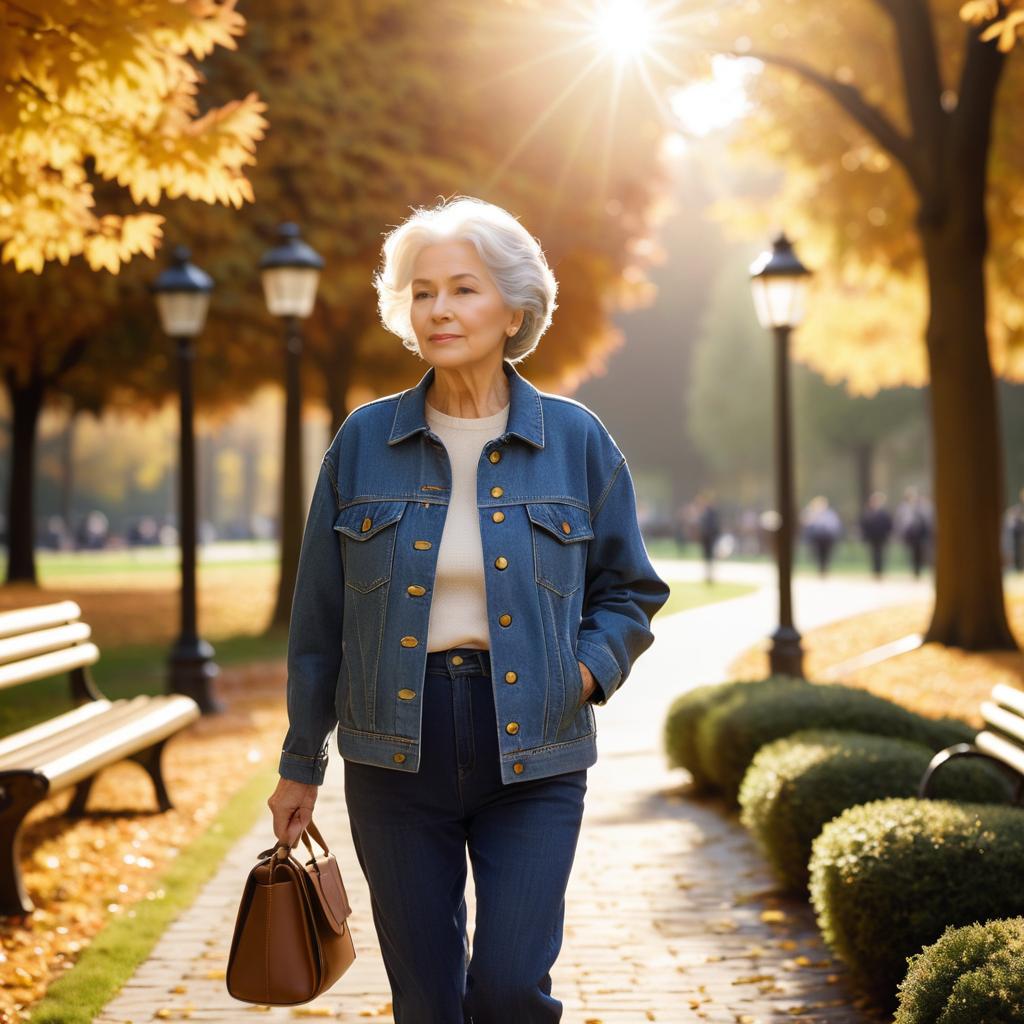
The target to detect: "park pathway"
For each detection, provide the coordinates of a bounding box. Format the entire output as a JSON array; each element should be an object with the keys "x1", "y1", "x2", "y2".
[{"x1": 94, "y1": 563, "x2": 932, "y2": 1023}]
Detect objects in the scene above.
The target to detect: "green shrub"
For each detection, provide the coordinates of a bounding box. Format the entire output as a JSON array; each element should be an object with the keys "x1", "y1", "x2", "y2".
[
  {"x1": 894, "y1": 917, "x2": 1024, "y2": 1024},
  {"x1": 809, "y1": 797, "x2": 1024, "y2": 1009},
  {"x1": 739, "y1": 729, "x2": 1013, "y2": 893},
  {"x1": 663, "y1": 676, "x2": 810, "y2": 789},
  {"x1": 696, "y1": 679, "x2": 974, "y2": 806}
]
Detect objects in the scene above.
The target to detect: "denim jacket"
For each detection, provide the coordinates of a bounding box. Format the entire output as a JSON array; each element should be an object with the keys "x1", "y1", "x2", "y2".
[{"x1": 278, "y1": 358, "x2": 671, "y2": 786}]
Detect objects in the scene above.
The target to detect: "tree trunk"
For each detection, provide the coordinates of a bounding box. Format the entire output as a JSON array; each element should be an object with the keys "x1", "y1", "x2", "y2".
[
  {"x1": 920, "y1": 218, "x2": 1015, "y2": 649},
  {"x1": 60, "y1": 405, "x2": 75, "y2": 541},
  {"x1": 4, "y1": 374, "x2": 44, "y2": 584}
]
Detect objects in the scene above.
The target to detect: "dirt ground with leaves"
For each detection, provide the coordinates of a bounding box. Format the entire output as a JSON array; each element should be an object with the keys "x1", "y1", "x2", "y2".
[
  {"x1": 0, "y1": 660, "x2": 287, "y2": 1024},
  {"x1": 728, "y1": 592, "x2": 1024, "y2": 727}
]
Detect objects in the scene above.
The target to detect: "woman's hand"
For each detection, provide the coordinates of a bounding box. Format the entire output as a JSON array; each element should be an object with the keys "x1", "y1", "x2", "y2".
[
  {"x1": 577, "y1": 660, "x2": 597, "y2": 706},
  {"x1": 268, "y1": 776, "x2": 319, "y2": 848}
]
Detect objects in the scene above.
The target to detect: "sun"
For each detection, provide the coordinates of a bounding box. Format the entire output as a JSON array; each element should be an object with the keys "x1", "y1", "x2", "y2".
[{"x1": 586, "y1": 0, "x2": 657, "y2": 64}]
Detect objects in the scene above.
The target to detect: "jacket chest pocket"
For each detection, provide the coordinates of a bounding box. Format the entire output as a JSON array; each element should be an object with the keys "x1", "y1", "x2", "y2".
[
  {"x1": 334, "y1": 500, "x2": 410, "y2": 593},
  {"x1": 525, "y1": 501, "x2": 594, "y2": 597}
]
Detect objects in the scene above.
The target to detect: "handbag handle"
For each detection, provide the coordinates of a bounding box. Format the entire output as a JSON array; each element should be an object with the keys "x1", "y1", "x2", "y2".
[{"x1": 260, "y1": 816, "x2": 332, "y2": 863}]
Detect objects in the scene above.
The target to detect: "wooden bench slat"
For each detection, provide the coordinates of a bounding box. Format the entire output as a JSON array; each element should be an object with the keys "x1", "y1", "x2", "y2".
[
  {"x1": 0, "y1": 700, "x2": 112, "y2": 761},
  {"x1": 975, "y1": 730, "x2": 1024, "y2": 777},
  {"x1": 0, "y1": 623, "x2": 93, "y2": 668},
  {"x1": 981, "y1": 701, "x2": 1024, "y2": 746},
  {"x1": 0, "y1": 644, "x2": 100, "y2": 692},
  {"x1": 991, "y1": 683, "x2": 1024, "y2": 717},
  {"x1": 0, "y1": 602, "x2": 81, "y2": 640},
  {"x1": 41, "y1": 698, "x2": 201, "y2": 792},
  {"x1": 0, "y1": 695, "x2": 175, "y2": 772}
]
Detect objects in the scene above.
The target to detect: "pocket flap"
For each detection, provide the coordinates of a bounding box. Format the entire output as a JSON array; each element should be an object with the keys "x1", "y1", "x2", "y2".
[
  {"x1": 334, "y1": 500, "x2": 408, "y2": 541},
  {"x1": 525, "y1": 502, "x2": 594, "y2": 543}
]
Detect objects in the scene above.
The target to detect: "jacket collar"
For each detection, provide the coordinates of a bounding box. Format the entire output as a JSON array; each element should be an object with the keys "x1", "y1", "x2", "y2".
[{"x1": 387, "y1": 359, "x2": 545, "y2": 449}]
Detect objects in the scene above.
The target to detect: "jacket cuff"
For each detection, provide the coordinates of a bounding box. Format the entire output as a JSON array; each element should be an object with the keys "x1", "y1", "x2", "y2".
[
  {"x1": 575, "y1": 637, "x2": 622, "y2": 706},
  {"x1": 278, "y1": 750, "x2": 328, "y2": 786}
]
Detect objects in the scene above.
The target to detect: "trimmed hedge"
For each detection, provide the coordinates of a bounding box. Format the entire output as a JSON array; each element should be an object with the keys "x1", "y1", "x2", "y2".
[
  {"x1": 739, "y1": 729, "x2": 1013, "y2": 893},
  {"x1": 809, "y1": 797, "x2": 1024, "y2": 1008},
  {"x1": 696, "y1": 679, "x2": 974, "y2": 805},
  {"x1": 894, "y1": 917, "x2": 1024, "y2": 1024},
  {"x1": 663, "y1": 678, "x2": 790, "y2": 789}
]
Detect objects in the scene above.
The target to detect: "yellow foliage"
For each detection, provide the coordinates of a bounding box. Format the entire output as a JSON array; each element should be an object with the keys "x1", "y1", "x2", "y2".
[
  {"x1": 0, "y1": 0, "x2": 267, "y2": 274},
  {"x1": 963, "y1": 0, "x2": 1024, "y2": 51}
]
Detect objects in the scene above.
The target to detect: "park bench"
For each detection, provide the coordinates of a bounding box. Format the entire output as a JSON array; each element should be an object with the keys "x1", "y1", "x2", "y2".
[
  {"x1": 918, "y1": 682, "x2": 1024, "y2": 805},
  {"x1": 0, "y1": 600, "x2": 201, "y2": 915}
]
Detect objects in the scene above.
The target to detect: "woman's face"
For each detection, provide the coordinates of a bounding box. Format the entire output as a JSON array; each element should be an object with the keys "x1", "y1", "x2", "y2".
[{"x1": 409, "y1": 239, "x2": 523, "y2": 367}]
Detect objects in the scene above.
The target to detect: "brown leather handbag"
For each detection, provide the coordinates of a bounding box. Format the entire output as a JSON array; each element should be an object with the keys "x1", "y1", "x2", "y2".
[{"x1": 225, "y1": 818, "x2": 356, "y2": 1005}]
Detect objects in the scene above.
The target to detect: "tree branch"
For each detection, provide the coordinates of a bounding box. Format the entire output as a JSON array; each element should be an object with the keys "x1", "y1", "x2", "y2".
[
  {"x1": 950, "y1": 22, "x2": 1007, "y2": 220},
  {"x1": 868, "y1": 0, "x2": 946, "y2": 167},
  {"x1": 41, "y1": 335, "x2": 91, "y2": 388},
  {"x1": 732, "y1": 47, "x2": 925, "y2": 193}
]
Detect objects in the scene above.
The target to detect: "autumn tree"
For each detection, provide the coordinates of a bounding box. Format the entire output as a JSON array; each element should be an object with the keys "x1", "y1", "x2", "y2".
[
  {"x1": 685, "y1": 0, "x2": 1024, "y2": 648},
  {"x1": 134, "y1": 0, "x2": 676, "y2": 629},
  {"x1": 0, "y1": 0, "x2": 266, "y2": 582}
]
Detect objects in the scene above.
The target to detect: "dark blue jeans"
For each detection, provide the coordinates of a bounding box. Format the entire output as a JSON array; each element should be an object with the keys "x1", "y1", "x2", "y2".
[{"x1": 343, "y1": 646, "x2": 588, "y2": 1024}]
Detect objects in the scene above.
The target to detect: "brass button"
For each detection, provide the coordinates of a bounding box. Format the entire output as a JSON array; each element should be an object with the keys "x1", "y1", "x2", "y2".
[
  {"x1": 498, "y1": 613, "x2": 512, "y2": 627},
  {"x1": 494, "y1": 556, "x2": 508, "y2": 570},
  {"x1": 488, "y1": 450, "x2": 501, "y2": 464},
  {"x1": 400, "y1": 636, "x2": 419, "y2": 648},
  {"x1": 361, "y1": 517, "x2": 373, "y2": 532},
  {"x1": 505, "y1": 722, "x2": 519, "y2": 735},
  {"x1": 505, "y1": 671, "x2": 517, "y2": 683},
  {"x1": 512, "y1": 762, "x2": 524, "y2": 774},
  {"x1": 492, "y1": 510, "x2": 505, "y2": 523},
  {"x1": 398, "y1": 689, "x2": 416, "y2": 700},
  {"x1": 561, "y1": 521, "x2": 571, "y2": 534},
  {"x1": 451, "y1": 655, "x2": 464, "y2": 665},
  {"x1": 490, "y1": 486, "x2": 504, "y2": 498},
  {"x1": 413, "y1": 540, "x2": 432, "y2": 550},
  {"x1": 393, "y1": 752, "x2": 406, "y2": 764},
  {"x1": 407, "y1": 584, "x2": 426, "y2": 596}
]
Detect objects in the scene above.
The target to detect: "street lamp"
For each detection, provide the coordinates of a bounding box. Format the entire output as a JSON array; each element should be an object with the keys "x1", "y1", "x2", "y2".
[
  {"x1": 749, "y1": 231, "x2": 812, "y2": 678},
  {"x1": 151, "y1": 245, "x2": 223, "y2": 713},
  {"x1": 259, "y1": 223, "x2": 324, "y2": 630}
]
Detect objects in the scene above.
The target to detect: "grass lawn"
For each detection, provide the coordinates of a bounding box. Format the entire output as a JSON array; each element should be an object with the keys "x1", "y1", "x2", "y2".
[
  {"x1": 661, "y1": 579, "x2": 757, "y2": 616},
  {"x1": 646, "y1": 536, "x2": 940, "y2": 578}
]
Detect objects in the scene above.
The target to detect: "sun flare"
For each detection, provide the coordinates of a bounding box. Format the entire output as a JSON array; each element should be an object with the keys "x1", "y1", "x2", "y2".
[{"x1": 587, "y1": 0, "x2": 657, "y2": 63}]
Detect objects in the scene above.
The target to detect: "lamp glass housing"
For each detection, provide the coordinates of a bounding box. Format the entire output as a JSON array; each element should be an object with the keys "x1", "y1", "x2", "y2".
[
  {"x1": 155, "y1": 290, "x2": 211, "y2": 338},
  {"x1": 750, "y1": 274, "x2": 808, "y2": 329},
  {"x1": 261, "y1": 266, "x2": 320, "y2": 318}
]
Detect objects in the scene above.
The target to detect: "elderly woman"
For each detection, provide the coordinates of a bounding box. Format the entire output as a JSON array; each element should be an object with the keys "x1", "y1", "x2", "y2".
[{"x1": 267, "y1": 196, "x2": 670, "y2": 1023}]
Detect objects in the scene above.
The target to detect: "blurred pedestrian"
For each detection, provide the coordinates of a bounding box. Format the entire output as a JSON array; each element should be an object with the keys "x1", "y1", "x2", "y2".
[
  {"x1": 694, "y1": 491, "x2": 721, "y2": 584},
  {"x1": 859, "y1": 491, "x2": 894, "y2": 579},
  {"x1": 1005, "y1": 488, "x2": 1024, "y2": 572},
  {"x1": 895, "y1": 486, "x2": 933, "y2": 578},
  {"x1": 801, "y1": 495, "x2": 843, "y2": 577}
]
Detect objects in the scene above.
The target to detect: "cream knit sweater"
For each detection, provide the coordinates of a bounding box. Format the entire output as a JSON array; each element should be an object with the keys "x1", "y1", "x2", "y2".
[{"x1": 423, "y1": 398, "x2": 510, "y2": 652}]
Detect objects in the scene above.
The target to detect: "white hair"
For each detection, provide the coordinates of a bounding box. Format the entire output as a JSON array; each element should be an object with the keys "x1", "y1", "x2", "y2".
[{"x1": 372, "y1": 195, "x2": 558, "y2": 363}]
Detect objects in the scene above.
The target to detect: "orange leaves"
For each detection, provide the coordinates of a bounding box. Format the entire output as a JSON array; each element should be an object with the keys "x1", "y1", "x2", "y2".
[
  {"x1": 962, "y1": 1, "x2": 1024, "y2": 52},
  {"x1": 0, "y1": 0, "x2": 267, "y2": 274}
]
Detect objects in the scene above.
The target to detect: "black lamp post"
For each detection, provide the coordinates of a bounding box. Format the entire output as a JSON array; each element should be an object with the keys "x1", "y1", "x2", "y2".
[
  {"x1": 749, "y1": 232, "x2": 812, "y2": 679},
  {"x1": 151, "y1": 246, "x2": 223, "y2": 713},
  {"x1": 259, "y1": 223, "x2": 324, "y2": 630}
]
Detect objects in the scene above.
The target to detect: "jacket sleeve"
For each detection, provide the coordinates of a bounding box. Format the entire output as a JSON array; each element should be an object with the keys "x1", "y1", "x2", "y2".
[
  {"x1": 576, "y1": 454, "x2": 671, "y2": 706},
  {"x1": 277, "y1": 453, "x2": 344, "y2": 785}
]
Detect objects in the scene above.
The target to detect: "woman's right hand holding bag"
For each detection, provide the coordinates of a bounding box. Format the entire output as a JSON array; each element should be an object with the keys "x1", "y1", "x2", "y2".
[{"x1": 268, "y1": 777, "x2": 319, "y2": 848}]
